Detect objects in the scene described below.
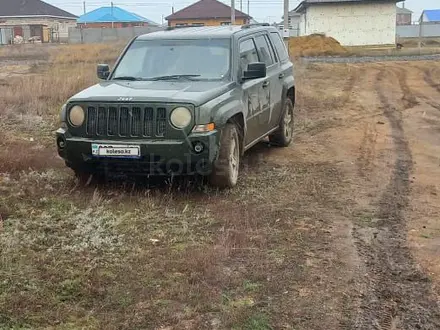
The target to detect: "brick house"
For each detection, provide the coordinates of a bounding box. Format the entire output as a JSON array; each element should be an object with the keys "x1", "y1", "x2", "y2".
[
  {"x1": 396, "y1": 5, "x2": 412, "y2": 25},
  {"x1": 77, "y1": 6, "x2": 157, "y2": 29},
  {"x1": 0, "y1": 0, "x2": 77, "y2": 43},
  {"x1": 165, "y1": 0, "x2": 251, "y2": 27}
]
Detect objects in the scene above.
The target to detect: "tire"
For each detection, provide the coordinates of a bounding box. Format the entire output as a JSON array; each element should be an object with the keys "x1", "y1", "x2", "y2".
[
  {"x1": 269, "y1": 98, "x2": 294, "y2": 147},
  {"x1": 208, "y1": 123, "x2": 240, "y2": 188}
]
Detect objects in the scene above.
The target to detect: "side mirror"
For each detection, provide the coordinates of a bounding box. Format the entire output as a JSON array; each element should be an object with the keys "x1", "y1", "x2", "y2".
[
  {"x1": 97, "y1": 64, "x2": 110, "y2": 80},
  {"x1": 243, "y1": 62, "x2": 266, "y2": 80}
]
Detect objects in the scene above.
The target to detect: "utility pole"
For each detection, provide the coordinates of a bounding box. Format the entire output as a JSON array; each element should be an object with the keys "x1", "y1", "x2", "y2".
[
  {"x1": 418, "y1": 11, "x2": 424, "y2": 52},
  {"x1": 111, "y1": 1, "x2": 114, "y2": 28},
  {"x1": 283, "y1": 0, "x2": 289, "y2": 49},
  {"x1": 231, "y1": 0, "x2": 235, "y2": 25},
  {"x1": 83, "y1": 1, "x2": 86, "y2": 26},
  {"x1": 240, "y1": 0, "x2": 242, "y2": 13},
  {"x1": 247, "y1": 0, "x2": 249, "y2": 17}
]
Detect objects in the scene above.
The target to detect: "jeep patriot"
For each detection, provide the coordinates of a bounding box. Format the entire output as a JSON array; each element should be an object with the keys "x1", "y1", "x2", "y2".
[{"x1": 56, "y1": 24, "x2": 296, "y2": 188}]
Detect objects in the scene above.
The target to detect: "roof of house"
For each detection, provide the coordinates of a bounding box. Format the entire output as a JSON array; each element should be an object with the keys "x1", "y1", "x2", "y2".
[
  {"x1": 396, "y1": 6, "x2": 412, "y2": 14},
  {"x1": 0, "y1": 0, "x2": 77, "y2": 18},
  {"x1": 293, "y1": 0, "x2": 403, "y2": 13},
  {"x1": 77, "y1": 6, "x2": 157, "y2": 24},
  {"x1": 423, "y1": 9, "x2": 440, "y2": 22},
  {"x1": 165, "y1": 0, "x2": 251, "y2": 21}
]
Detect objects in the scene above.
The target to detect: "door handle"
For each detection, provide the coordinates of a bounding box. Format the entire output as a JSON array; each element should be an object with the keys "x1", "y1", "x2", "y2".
[
  {"x1": 279, "y1": 73, "x2": 285, "y2": 79},
  {"x1": 262, "y1": 81, "x2": 270, "y2": 88}
]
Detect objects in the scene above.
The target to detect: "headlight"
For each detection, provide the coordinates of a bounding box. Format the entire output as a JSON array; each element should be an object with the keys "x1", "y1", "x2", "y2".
[
  {"x1": 170, "y1": 107, "x2": 191, "y2": 129},
  {"x1": 69, "y1": 105, "x2": 85, "y2": 127}
]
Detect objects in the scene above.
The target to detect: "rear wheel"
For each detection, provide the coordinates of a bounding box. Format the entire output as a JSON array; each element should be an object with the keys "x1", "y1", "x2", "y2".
[
  {"x1": 269, "y1": 98, "x2": 294, "y2": 147},
  {"x1": 208, "y1": 123, "x2": 240, "y2": 188}
]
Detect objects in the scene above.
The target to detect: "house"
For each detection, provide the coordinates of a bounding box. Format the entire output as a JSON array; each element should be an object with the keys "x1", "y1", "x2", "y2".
[
  {"x1": 293, "y1": 0, "x2": 404, "y2": 46},
  {"x1": 396, "y1": 5, "x2": 412, "y2": 25},
  {"x1": 420, "y1": 10, "x2": 440, "y2": 24},
  {"x1": 165, "y1": 0, "x2": 252, "y2": 27},
  {"x1": 77, "y1": 6, "x2": 158, "y2": 28},
  {"x1": 0, "y1": 0, "x2": 77, "y2": 43},
  {"x1": 280, "y1": 10, "x2": 301, "y2": 29},
  {"x1": 277, "y1": 10, "x2": 301, "y2": 35}
]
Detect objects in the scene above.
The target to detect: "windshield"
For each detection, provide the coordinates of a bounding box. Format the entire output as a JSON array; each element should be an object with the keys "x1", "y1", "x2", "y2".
[{"x1": 112, "y1": 38, "x2": 231, "y2": 81}]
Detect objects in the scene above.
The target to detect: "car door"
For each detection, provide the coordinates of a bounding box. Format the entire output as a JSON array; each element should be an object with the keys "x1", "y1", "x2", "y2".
[
  {"x1": 238, "y1": 37, "x2": 266, "y2": 146},
  {"x1": 268, "y1": 31, "x2": 294, "y2": 129},
  {"x1": 253, "y1": 33, "x2": 280, "y2": 132}
]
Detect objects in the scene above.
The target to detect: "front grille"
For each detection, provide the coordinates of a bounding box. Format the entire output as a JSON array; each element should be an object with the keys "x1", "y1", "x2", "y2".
[{"x1": 85, "y1": 105, "x2": 167, "y2": 137}]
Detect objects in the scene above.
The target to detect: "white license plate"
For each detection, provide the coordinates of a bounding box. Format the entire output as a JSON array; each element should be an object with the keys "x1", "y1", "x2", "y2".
[{"x1": 91, "y1": 143, "x2": 141, "y2": 158}]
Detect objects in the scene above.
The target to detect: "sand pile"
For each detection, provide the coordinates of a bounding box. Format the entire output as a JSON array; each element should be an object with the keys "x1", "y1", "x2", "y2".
[{"x1": 288, "y1": 33, "x2": 348, "y2": 57}]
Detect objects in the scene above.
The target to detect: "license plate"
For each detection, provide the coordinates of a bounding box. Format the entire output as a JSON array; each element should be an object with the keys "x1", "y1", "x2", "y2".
[{"x1": 91, "y1": 143, "x2": 141, "y2": 158}]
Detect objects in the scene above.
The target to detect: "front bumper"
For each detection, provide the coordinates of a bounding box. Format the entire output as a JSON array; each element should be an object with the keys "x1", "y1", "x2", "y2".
[{"x1": 56, "y1": 128, "x2": 219, "y2": 176}]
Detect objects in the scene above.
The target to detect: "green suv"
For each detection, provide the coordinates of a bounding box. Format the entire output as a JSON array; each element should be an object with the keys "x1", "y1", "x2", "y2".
[{"x1": 56, "y1": 24, "x2": 295, "y2": 188}]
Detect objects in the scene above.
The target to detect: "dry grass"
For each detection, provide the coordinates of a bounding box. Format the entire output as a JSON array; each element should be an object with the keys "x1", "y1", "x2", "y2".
[
  {"x1": 0, "y1": 42, "x2": 364, "y2": 330},
  {"x1": 0, "y1": 43, "x2": 125, "y2": 120},
  {"x1": 0, "y1": 43, "x2": 126, "y2": 174},
  {"x1": 51, "y1": 43, "x2": 126, "y2": 64}
]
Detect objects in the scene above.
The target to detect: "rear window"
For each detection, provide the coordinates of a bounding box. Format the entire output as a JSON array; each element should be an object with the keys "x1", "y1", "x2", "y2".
[{"x1": 270, "y1": 32, "x2": 289, "y2": 62}]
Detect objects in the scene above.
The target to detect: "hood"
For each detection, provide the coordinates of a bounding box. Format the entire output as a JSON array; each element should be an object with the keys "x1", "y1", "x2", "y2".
[{"x1": 69, "y1": 79, "x2": 235, "y2": 107}]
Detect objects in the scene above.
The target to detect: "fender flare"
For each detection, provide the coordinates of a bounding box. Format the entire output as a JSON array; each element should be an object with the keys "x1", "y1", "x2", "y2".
[{"x1": 213, "y1": 99, "x2": 246, "y2": 154}]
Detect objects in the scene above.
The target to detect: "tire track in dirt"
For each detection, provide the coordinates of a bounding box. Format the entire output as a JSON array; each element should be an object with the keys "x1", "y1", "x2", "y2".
[
  {"x1": 351, "y1": 66, "x2": 440, "y2": 330},
  {"x1": 299, "y1": 66, "x2": 374, "y2": 137},
  {"x1": 341, "y1": 66, "x2": 363, "y2": 108},
  {"x1": 393, "y1": 67, "x2": 420, "y2": 110},
  {"x1": 356, "y1": 122, "x2": 378, "y2": 178},
  {"x1": 423, "y1": 67, "x2": 440, "y2": 93},
  {"x1": 392, "y1": 64, "x2": 440, "y2": 112}
]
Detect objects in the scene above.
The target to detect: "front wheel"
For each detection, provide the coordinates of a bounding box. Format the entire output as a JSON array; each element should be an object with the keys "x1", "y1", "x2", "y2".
[
  {"x1": 208, "y1": 123, "x2": 240, "y2": 189},
  {"x1": 269, "y1": 98, "x2": 294, "y2": 147}
]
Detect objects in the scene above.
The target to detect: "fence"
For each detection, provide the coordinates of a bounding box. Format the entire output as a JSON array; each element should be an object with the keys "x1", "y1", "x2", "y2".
[
  {"x1": 68, "y1": 26, "x2": 164, "y2": 44},
  {"x1": 396, "y1": 24, "x2": 440, "y2": 38}
]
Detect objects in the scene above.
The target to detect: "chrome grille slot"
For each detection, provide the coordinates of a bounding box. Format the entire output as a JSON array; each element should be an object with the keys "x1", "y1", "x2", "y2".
[
  {"x1": 86, "y1": 107, "x2": 97, "y2": 135},
  {"x1": 108, "y1": 107, "x2": 118, "y2": 136},
  {"x1": 119, "y1": 107, "x2": 129, "y2": 136},
  {"x1": 131, "y1": 107, "x2": 142, "y2": 136},
  {"x1": 156, "y1": 107, "x2": 166, "y2": 137},
  {"x1": 97, "y1": 107, "x2": 106, "y2": 135},
  {"x1": 143, "y1": 107, "x2": 154, "y2": 137}
]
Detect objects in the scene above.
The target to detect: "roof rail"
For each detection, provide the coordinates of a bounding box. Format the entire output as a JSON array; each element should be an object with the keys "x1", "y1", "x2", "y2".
[
  {"x1": 166, "y1": 24, "x2": 204, "y2": 30},
  {"x1": 241, "y1": 23, "x2": 270, "y2": 29}
]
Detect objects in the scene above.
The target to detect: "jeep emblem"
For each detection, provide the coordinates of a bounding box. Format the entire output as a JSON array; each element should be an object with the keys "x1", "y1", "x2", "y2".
[{"x1": 118, "y1": 97, "x2": 133, "y2": 101}]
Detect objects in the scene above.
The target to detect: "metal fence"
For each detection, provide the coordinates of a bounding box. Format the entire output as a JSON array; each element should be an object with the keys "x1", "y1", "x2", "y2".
[
  {"x1": 68, "y1": 26, "x2": 164, "y2": 44},
  {"x1": 396, "y1": 24, "x2": 440, "y2": 38}
]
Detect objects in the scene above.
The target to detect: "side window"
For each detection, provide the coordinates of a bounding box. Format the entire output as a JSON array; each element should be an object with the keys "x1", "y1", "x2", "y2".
[
  {"x1": 254, "y1": 35, "x2": 274, "y2": 67},
  {"x1": 239, "y1": 38, "x2": 259, "y2": 70},
  {"x1": 265, "y1": 34, "x2": 278, "y2": 63},
  {"x1": 270, "y1": 32, "x2": 289, "y2": 62}
]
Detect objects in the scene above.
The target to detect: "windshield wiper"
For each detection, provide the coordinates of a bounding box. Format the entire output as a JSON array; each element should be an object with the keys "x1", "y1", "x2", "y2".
[
  {"x1": 113, "y1": 76, "x2": 145, "y2": 81},
  {"x1": 147, "y1": 74, "x2": 201, "y2": 81}
]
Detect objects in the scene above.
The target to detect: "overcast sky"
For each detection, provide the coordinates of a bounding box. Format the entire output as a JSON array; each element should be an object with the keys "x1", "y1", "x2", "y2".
[{"x1": 48, "y1": 0, "x2": 435, "y2": 26}]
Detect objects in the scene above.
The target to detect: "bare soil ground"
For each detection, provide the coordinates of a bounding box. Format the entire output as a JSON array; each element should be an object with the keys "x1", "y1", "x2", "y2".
[{"x1": 1, "y1": 44, "x2": 440, "y2": 330}]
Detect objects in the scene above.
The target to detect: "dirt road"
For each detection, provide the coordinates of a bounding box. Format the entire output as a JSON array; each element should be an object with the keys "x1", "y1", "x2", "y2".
[
  {"x1": 1, "y1": 57, "x2": 440, "y2": 329},
  {"x1": 292, "y1": 59, "x2": 440, "y2": 329}
]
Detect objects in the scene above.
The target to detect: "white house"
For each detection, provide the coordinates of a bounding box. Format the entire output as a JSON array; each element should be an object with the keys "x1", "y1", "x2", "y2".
[
  {"x1": 0, "y1": 0, "x2": 77, "y2": 43},
  {"x1": 293, "y1": 0, "x2": 404, "y2": 46}
]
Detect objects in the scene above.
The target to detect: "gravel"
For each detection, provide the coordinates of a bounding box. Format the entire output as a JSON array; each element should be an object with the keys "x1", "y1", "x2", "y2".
[{"x1": 302, "y1": 54, "x2": 440, "y2": 64}]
